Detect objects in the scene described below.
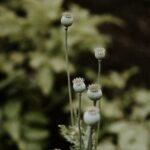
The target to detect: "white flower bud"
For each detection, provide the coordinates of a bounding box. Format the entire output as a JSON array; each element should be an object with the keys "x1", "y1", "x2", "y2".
[
  {"x1": 61, "y1": 12, "x2": 73, "y2": 27},
  {"x1": 83, "y1": 106, "x2": 100, "y2": 126},
  {"x1": 87, "y1": 84, "x2": 102, "y2": 101},
  {"x1": 94, "y1": 47, "x2": 106, "y2": 60},
  {"x1": 73, "y1": 77, "x2": 86, "y2": 93}
]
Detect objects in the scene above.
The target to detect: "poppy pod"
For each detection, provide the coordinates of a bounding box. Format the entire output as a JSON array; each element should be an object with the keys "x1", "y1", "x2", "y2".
[
  {"x1": 73, "y1": 77, "x2": 86, "y2": 93},
  {"x1": 87, "y1": 84, "x2": 102, "y2": 101},
  {"x1": 83, "y1": 106, "x2": 100, "y2": 126},
  {"x1": 94, "y1": 47, "x2": 106, "y2": 60},
  {"x1": 61, "y1": 12, "x2": 74, "y2": 27}
]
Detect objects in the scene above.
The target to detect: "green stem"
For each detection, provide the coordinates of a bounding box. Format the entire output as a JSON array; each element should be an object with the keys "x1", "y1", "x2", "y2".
[
  {"x1": 93, "y1": 100, "x2": 97, "y2": 107},
  {"x1": 78, "y1": 93, "x2": 82, "y2": 150},
  {"x1": 64, "y1": 27, "x2": 74, "y2": 125},
  {"x1": 87, "y1": 126, "x2": 93, "y2": 150},
  {"x1": 98, "y1": 59, "x2": 101, "y2": 84},
  {"x1": 95, "y1": 59, "x2": 101, "y2": 150}
]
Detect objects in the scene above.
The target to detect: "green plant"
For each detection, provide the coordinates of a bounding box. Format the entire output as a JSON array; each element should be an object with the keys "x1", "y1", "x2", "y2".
[
  {"x1": 59, "y1": 9, "x2": 150, "y2": 150},
  {"x1": 0, "y1": 1, "x2": 119, "y2": 149},
  {"x1": 0, "y1": 0, "x2": 149, "y2": 150},
  {"x1": 59, "y1": 11, "x2": 107, "y2": 150}
]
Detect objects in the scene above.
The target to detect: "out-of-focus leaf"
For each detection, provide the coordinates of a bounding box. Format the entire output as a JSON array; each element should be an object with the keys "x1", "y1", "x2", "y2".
[
  {"x1": 99, "y1": 140, "x2": 116, "y2": 150},
  {"x1": 36, "y1": 66, "x2": 53, "y2": 95},
  {"x1": 9, "y1": 52, "x2": 25, "y2": 65},
  {"x1": 50, "y1": 57, "x2": 65, "y2": 73},
  {"x1": 0, "y1": 7, "x2": 22, "y2": 37},
  {"x1": 0, "y1": 55, "x2": 14, "y2": 74},
  {"x1": 29, "y1": 52, "x2": 47, "y2": 69},
  {"x1": 102, "y1": 67, "x2": 138, "y2": 89},
  {"x1": 21, "y1": 142, "x2": 43, "y2": 150},
  {"x1": 118, "y1": 123, "x2": 149, "y2": 150},
  {"x1": 24, "y1": 127, "x2": 49, "y2": 140},
  {"x1": 132, "y1": 105, "x2": 150, "y2": 120},
  {"x1": 4, "y1": 120, "x2": 21, "y2": 141},
  {"x1": 24, "y1": 111, "x2": 48, "y2": 124},
  {"x1": 101, "y1": 98, "x2": 123, "y2": 119},
  {"x1": 3, "y1": 100, "x2": 22, "y2": 118},
  {"x1": 108, "y1": 121, "x2": 128, "y2": 133},
  {"x1": 132, "y1": 89, "x2": 150, "y2": 104},
  {"x1": 17, "y1": 141, "x2": 43, "y2": 150},
  {"x1": 97, "y1": 14, "x2": 124, "y2": 26}
]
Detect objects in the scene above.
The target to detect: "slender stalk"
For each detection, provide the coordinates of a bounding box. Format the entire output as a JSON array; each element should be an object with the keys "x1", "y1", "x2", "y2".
[
  {"x1": 64, "y1": 27, "x2": 74, "y2": 125},
  {"x1": 78, "y1": 93, "x2": 82, "y2": 150},
  {"x1": 98, "y1": 60, "x2": 101, "y2": 84},
  {"x1": 95, "y1": 59, "x2": 101, "y2": 150},
  {"x1": 93, "y1": 100, "x2": 97, "y2": 107},
  {"x1": 87, "y1": 126, "x2": 93, "y2": 150}
]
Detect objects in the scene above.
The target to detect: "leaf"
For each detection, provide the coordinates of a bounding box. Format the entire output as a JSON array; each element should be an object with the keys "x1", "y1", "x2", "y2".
[
  {"x1": 24, "y1": 142, "x2": 43, "y2": 150},
  {"x1": 24, "y1": 111, "x2": 48, "y2": 124},
  {"x1": 3, "y1": 100, "x2": 22, "y2": 119},
  {"x1": 99, "y1": 140, "x2": 116, "y2": 150},
  {"x1": 18, "y1": 141, "x2": 43, "y2": 150},
  {"x1": 101, "y1": 98, "x2": 123, "y2": 119},
  {"x1": 118, "y1": 123, "x2": 149, "y2": 150},
  {"x1": 50, "y1": 57, "x2": 66, "y2": 73},
  {"x1": 36, "y1": 66, "x2": 53, "y2": 95},
  {"x1": 108, "y1": 121, "x2": 128, "y2": 133},
  {"x1": 29, "y1": 52, "x2": 47, "y2": 69},
  {"x1": 0, "y1": 7, "x2": 22, "y2": 37},
  {"x1": 24, "y1": 127, "x2": 49, "y2": 141},
  {"x1": 4, "y1": 120, "x2": 21, "y2": 141},
  {"x1": 133, "y1": 89, "x2": 150, "y2": 104},
  {"x1": 132, "y1": 105, "x2": 150, "y2": 120}
]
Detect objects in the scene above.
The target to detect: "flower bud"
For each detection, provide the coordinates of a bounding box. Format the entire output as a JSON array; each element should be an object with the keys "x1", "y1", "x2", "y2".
[
  {"x1": 94, "y1": 47, "x2": 106, "y2": 60},
  {"x1": 73, "y1": 77, "x2": 86, "y2": 93},
  {"x1": 87, "y1": 84, "x2": 102, "y2": 101},
  {"x1": 61, "y1": 12, "x2": 73, "y2": 27},
  {"x1": 83, "y1": 106, "x2": 100, "y2": 126}
]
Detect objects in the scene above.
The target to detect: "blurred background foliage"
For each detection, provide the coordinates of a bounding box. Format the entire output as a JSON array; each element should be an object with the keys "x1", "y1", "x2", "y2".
[{"x1": 0, "y1": 0, "x2": 149, "y2": 150}]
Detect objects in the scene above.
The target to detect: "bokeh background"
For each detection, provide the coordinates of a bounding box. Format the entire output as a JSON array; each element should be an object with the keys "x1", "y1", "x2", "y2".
[{"x1": 0, "y1": 0, "x2": 150, "y2": 150}]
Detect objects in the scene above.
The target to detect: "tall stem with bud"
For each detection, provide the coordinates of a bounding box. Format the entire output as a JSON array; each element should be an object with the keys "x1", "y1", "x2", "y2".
[
  {"x1": 94, "y1": 47, "x2": 106, "y2": 150},
  {"x1": 73, "y1": 77, "x2": 86, "y2": 149},
  {"x1": 64, "y1": 27, "x2": 74, "y2": 125},
  {"x1": 61, "y1": 12, "x2": 74, "y2": 125}
]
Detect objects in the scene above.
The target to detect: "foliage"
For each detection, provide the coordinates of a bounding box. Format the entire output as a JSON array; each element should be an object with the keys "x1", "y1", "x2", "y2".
[
  {"x1": 62, "y1": 68, "x2": 150, "y2": 150},
  {"x1": 0, "y1": 0, "x2": 149, "y2": 150}
]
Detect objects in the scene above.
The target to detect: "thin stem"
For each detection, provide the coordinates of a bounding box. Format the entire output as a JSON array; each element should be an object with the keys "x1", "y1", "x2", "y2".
[
  {"x1": 64, "y1": 27, "x2": 74, "y2": 125},
  {"x1": 95, "y1": 59, "x2": 101, "y2": 150},
  {"x1": 93, "y1": 100, "x2": 97, "y2": 107},
  {"x1": 78, "y1": 93, "x2": 82, "y2": 150},
  {"x1": 98, "y1": 60, "x2": 101, "y2": 84},
  {"x1": 87, "y1": 126, "x2": 93, "y2": 150}
]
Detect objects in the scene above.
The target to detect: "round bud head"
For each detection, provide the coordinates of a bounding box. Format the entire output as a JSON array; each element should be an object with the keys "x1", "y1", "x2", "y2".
[
  {"x1": 61, "y1": 12, "x2": 74, "y2": 27},
  {"x1": 94, "y1": 47, "x2": 106, "y2": 60},
  {"x1": 83, "y1": 106, "x2": 100, "y2": 126},
  {"x1": 87, "y1": 84, "x2": 102, "y2": 101},
  {"x1": 73, "y1": 77, "x2": 86, "y2": 93}
]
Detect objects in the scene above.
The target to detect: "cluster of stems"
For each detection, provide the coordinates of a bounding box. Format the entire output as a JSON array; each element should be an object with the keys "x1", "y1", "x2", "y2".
[{"x1": 61, "y1": 12, "x2": 106, "y2": 150}]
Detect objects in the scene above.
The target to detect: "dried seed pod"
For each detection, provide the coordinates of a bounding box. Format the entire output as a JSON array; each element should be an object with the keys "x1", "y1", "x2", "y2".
[
  {"x1": 73, "y1": 77, "x2": 86, "y2": 93},
  {"x1": 94, "y1": 47, "x2": 106, "y2": 60},
  {"x1": 61, "y1": 12, "x2": 74, "y2": 27},
  {"x1": 87, "y1": 84, "x2": 102, "y2": 101},
  {"x1": 83, "y1": 106, "x2": 100, "y2": 126}
]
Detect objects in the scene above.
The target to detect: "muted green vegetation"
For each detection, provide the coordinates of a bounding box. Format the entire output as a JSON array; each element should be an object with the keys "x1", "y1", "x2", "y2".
[{"x1": 0, "y1": 0, "x2": 149, "y2": 150}]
